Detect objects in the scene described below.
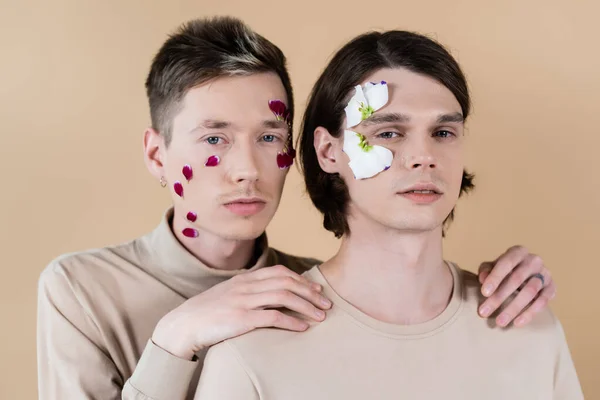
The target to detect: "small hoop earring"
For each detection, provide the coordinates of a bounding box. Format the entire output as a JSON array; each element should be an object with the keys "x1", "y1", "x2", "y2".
[{"x1": 159, "y1": 176, "x2": 167, "y2": 188}]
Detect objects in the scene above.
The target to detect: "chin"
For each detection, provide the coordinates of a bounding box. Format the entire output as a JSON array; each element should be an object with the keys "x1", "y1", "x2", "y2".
[
  {"x1": 384, "y1": 214, "x2": 447, "y2": 233},
  {"x1": 215, "y1": 218, "x2": 270, "y2": 241},
  {"x1": 390, "y1": 222, "x2": 442, "y2": 233}
]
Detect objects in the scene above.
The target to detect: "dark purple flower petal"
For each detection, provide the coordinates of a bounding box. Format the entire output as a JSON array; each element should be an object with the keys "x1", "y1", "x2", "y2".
[
  {"x1": 182, "y1": 228, "x2": 198, "y2": 238},
  {"x1": 268, "y1": 99, "x2": 287, "y2": 118},
  {"x1": 276, "y1": 147, "x2": 296, "y2": 169},
  {"x1": 276, "y1": 152, "x2": 292, "y2": 169},
  {"x1": 173, "y1": 181, "x2": 184, "y2": 197},
  {"x1": 186, "y1": 211, "x2": 197, "y2": 222},
  {"x1": 182, "y1": 164, "x2": 193, "y2": 181},
  {"x1": 381, "y1": 80, "x2": 387, "y2": 85},
  {"x1": 383, "y1": 165, "x2": 390, "y2": 171},
  {"x1": 205, "y1": 155, "x2": 220, "y2": 167}
]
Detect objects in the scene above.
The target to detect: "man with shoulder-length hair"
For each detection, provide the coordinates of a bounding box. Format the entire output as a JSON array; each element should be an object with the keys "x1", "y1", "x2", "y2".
[{"x1": 195, "y1": 28, "x2": 582, "y2": 399}]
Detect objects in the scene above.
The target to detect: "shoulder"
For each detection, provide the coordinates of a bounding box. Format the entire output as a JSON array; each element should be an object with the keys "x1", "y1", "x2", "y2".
[
  {"x1": 226, "y1": 319, "x2": 310, "y2": 353},
  {"x1": 214, "y1": 309, "x2": 321, "y2": 376},
  {"x1": 40, "y1": 238, "x2": 138, "y2": 282},
  {"x1": 38, "y1": 237, "x2": 145, "y2": 305},
  {"x1": 197, "y1": 340, "x2": 260, "y2": 398},
  {"x1": 268, "y1": 248, "x2": 322, "y2": 275},
  {"x1": 457, "y1": 266, "x2": 484, "y2": 303}
]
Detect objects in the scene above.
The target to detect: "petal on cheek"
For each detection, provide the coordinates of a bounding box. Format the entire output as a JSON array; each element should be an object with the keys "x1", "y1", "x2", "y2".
[
  {"x1": 276, "y1": 148, "x2": 296, "y2": 169},
  {"x1": 173, "y1": 182, "x2": 184, "y2": 197},
  {"x1": 343, "y1": 130, "x2": 393, "y2": 180},
  {"x1": 182, "y1": 228, "x2": 198, "y2": 238},
  {"x1": 186, "y1": 211, "x2": 197, "y2": 222},
  {"x1": 182, "y1": 164, "x2": 193, "y2": 181},
  {"x1": 205, "y1": 155, "x2": 220, "y2": 167}
]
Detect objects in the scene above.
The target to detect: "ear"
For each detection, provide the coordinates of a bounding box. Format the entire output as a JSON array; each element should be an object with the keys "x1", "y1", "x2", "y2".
[
  {"x1": 314, "y1": 126, "x2": 342, "y2": 174},
  {"x1": 143, "y1": 127, "x2": 166, "y2": 181}
]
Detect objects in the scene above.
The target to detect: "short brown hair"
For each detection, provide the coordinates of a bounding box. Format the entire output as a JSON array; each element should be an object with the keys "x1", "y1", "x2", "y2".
[
  {"x1": 298, "y1": 30, "x2": 475, "y2": 238},
  {"x1": 145, "y1": 16, "x2": 294, "y2": 145}
]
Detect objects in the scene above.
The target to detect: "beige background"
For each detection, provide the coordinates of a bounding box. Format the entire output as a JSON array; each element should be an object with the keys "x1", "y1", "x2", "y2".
[{"x1": 1, "y1": 0, "x2": 598, "y2": 398}]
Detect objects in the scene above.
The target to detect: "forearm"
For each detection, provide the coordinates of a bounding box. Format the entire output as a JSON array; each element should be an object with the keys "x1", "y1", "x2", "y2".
[{"x1": 123, "y1": 340, "x2": 199, "y2": 400}]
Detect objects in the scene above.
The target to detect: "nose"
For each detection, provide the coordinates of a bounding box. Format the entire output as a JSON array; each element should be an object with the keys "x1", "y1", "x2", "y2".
[
  {"x1": 228, "y1": 142, "x2": 259, "y2": 183},
  {"x1": 403, "y1": 137, "x2": 437, "y2": 170},
  {"x1": 406, "y1": 154, "x2": 437, "y2": 170}
]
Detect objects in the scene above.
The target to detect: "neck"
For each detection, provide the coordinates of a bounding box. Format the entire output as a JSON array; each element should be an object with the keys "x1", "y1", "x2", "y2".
[
  {"x1": 172, "y1": 210, "x2": 258, "y2": 271},
  {"x1": 320, "y1": 223, "x2": 453, "y2": 325}
]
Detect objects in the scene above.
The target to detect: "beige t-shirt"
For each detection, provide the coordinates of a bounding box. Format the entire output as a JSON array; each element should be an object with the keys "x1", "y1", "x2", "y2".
[
  {"x1": 36, "y1": 208, "x2": 318, "y2": 400},
  {"x1": 195, "y1": 263, "x2": 583, "y2": 400}
]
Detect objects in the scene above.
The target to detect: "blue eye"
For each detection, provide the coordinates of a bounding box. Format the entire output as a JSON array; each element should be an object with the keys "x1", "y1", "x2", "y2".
[
  {"x1": 262, "y1": 135, "x2": 276, "y2": 143},
  {"x1": 377, "y1": 131, "x2": 398, "y2": 139},
  {"x1": 434, "y1": 130, "x2": 455, "y2": 138},
  {"x1": 206, "y1": 137, "x2": 221, "y2": 145}
]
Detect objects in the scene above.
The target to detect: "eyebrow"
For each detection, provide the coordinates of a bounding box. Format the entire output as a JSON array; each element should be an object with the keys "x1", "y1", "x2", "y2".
[
  {"x1": 190, "y1": 118, "x2": 289, "y2": 134},
  {"x1": 262, "y1": 119, "x2": 289, "y2": 130},
  {"x1": 361, "y1": 113, "x2": 410, "y2": 126},
  {"x1": 194, "y1": 119, "x2": 231, "y2": 131},
  {"x1": 436, "y1": 112, "x2": 464, "y2": 124},
  {"x1": 360, "y1": 112, "x2": 464, "y2": 126}
]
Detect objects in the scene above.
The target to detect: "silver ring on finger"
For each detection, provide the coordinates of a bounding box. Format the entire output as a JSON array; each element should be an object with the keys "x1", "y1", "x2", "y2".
[{"x1": 528, "y1": 272, "x2": 545, "y2": 287}]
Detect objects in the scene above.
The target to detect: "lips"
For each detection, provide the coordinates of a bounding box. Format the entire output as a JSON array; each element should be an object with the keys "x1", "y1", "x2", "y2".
[
  {"x1": 223, "y1": 197, "x2": 267, "y2": 216},
  {"x1": 398, "y1": 183, "x2": 442, "y2": 195},
  {"x1": 225, "y1": 197, "x2": 265, "y2": 204},
  {"x1": 403, "y1": 189, "x2": 440, "y2": 194},
  {"x1": 397, "y1": 183, "x2": 443, "y2": 205}
]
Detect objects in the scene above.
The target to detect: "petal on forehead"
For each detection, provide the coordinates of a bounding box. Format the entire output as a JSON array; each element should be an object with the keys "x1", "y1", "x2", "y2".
[
  {"x1": 364, "y1": 82, "x2": 389, "y2": 111},
  {"x1": 268, "y1": 99, "x2": 287, "y2": 116}
]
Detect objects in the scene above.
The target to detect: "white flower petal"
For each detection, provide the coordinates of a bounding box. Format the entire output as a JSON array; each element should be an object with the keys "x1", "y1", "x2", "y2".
[
  {"x1": 348, "y1": 150, "x2": 390, "y2": 179},
  {"x1": 363, "y1": 82, "x2": 388, "y2": 112},
  {"x1": 371, "y1": 144, "x2": 394, "y2": 168},
  {"x1": 342, "y1": 130, "x2": 364, "y2": 159},
  {"x1": 344, "y1": 85, "x2": 367, "y2": 128},
  {"x1": 344, "y1": 105, "x2": 363, "y2": 128},
  {"x1": 343, "y1": 130, "x2": 393, "y2": 180}
]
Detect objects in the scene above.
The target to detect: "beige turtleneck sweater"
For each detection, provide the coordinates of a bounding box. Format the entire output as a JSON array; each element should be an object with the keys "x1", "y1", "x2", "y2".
[{"x1": 36, "y1": 208, "x2": 319, "y2": 400}]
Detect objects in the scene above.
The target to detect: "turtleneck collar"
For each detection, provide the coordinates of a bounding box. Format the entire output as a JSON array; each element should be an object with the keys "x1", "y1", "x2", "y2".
[{"x1": 139, "y1": 207, "x2": 272, "y2": 299}]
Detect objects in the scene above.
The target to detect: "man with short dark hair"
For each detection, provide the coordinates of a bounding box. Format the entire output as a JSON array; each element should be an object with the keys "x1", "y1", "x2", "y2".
[{"x1": 37, "y1": 17, "x2": 559, "y2": 400}]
